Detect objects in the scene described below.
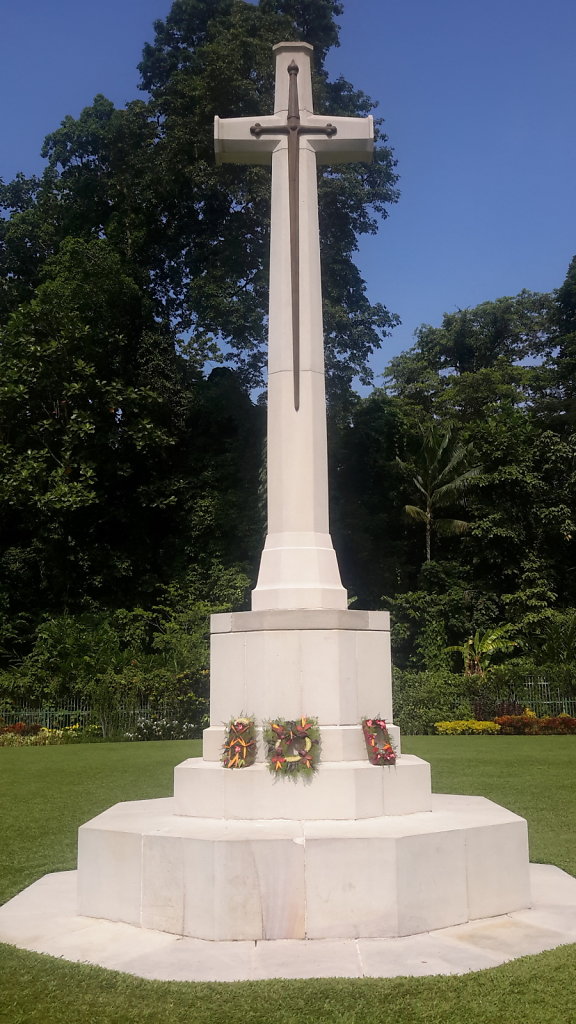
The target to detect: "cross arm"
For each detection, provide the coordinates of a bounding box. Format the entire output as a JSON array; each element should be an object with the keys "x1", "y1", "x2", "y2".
[
  {"x1": 301, "y1": 114, "x2": 374, "y2": 165},
  {"x1": 214, "y1": 114, "x2": 286, "y2": 165}
]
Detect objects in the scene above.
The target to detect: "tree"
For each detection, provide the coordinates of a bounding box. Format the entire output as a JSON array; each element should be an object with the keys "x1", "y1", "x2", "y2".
[
  {"x1": 0, "y1": 233, "x2": 264, "y2": 650},
  {"x1": 542, "y1": 255, "x2": 576, "y2": 428},
  {"x1": 445, "y1": 625, "x2": 517, "y2": 677},
  {"x1": 384, "y1": 272, "x2": 576, "y2": 638},
  {"x1": 396, "y1": 421, "x2": 479, "y2": 563},
  {"x1": 1, "y1": 0, "x2": 399, "y2": 395},
  {"x1": 3, "y1": 0, "x2": 399, "y2": 655}
]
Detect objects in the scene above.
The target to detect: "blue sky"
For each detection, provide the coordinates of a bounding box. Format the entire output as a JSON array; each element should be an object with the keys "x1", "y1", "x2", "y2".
[{"x1": 3, "y1": 0, "x2": 575, "y2": 381}]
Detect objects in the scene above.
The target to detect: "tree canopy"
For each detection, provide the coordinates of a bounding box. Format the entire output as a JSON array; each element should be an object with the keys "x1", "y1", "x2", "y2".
[
  {"x1": 0, "y1": 0, "x2": 398, "y2": 625},
  {"x1": 1, "y1": 0, "x2": 574, "y2": 721}
]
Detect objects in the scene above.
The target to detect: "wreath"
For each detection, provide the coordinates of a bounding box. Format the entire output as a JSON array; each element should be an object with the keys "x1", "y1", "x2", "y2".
[
  {"x1": 263, "y1": 716, "x2": 320, "y2": 778},
  {"x1": 362, "y1": 717, "x2": 396, "y2": 765},
  {"x1": 221, "y1": 716, "x2": 257, "y2": 768}
]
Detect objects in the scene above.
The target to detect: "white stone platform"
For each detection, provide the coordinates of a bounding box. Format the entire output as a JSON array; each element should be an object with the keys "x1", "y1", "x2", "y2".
[
  {"x1": 76, "y1": 793, "x2": 530, "y2": 941},
  {"x1": 173, "y1": 756, "x2": 428, "y2": 818},
  {"x1": 1, "y1": 863, "x2": 575, "y2": 981},
  {"x1": 72, "y1": 602, "x2": 534, "y2": 943}
]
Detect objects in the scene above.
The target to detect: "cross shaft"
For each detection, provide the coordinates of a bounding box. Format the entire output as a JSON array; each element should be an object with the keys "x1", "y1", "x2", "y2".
[
  {"x1": 250, "y1": 61, "x2": 336, "y2": 410},
  {"x1": 214, "y1": 42, "x2": 373, "y2": 610}
]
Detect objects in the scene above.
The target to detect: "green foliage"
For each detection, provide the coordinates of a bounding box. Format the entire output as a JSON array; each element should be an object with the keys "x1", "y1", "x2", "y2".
[
  {"x1": 392, "y1": 668, "x2": 472, "y2": 734},
  {"x1": 445, "y1": 625, "x2": 518, "y2": 677},
  {"x1": 396, "y1": 421, "x2": 480, "y2": 563},
  {"x1": 387, "y1": 561, "x2": 499, "y2": 672},
  {"x1": 434, "y1": 720, "x2": 501, "y2": 735},
  {"x1": 125, "y1": 714, "x2": 203, "y2": 741},
  {"x1": 535, "y1": 608, "x2": 576, "y2": 665},
  {"x1": 0, "y1": 724, "x2": 103, "y2": 746},
  {"x1": 0, "y1": 0, "x2": 399, "y2": 686},
  {"x1": 0, "y1": 562, "x2": 249, "y2": 731},
  {"x1": 1, "y1": 0, "x2": 398, "y2": 393}
]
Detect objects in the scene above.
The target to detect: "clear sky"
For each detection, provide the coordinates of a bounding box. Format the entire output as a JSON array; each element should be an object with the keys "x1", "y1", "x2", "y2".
[{"x1": 3, "y1": 0, "x2": 575, "y2": 380}]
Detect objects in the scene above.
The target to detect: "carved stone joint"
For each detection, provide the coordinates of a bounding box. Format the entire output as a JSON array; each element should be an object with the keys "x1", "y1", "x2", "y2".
[{"x1": 299, "y1": 123, "x2": 337, "y2": 138}]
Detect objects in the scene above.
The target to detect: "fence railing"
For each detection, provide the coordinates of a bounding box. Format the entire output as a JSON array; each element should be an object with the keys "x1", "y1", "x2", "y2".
[
  {"x1": 520, "y1": 680, "x2": 576, "y2": 718},
  {"x1": 0, "y1": 700, "x2": 191, "y2": 732}
]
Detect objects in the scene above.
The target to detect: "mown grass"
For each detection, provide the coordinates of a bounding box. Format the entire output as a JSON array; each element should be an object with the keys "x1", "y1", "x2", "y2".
[
  {"x1": 0, "y1": 739, "x2": 202, "y2": 906},
  {"x1": 405, "y1": 735, "x2": 576, "y2": 875},
  {"x1": 2, "y1": 943, "x2": 576, "y2": 1024},
  {"x1": 1, "y1": 736, "x2": 575, "y2": 1024}
]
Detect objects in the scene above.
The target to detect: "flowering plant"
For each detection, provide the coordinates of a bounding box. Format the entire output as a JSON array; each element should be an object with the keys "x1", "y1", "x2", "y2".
[
  {"x1": 361, "y1": 717, "x2": 396, "y2": 765},
  {"x1": 263, "y1": 716, "x2": 320, "y2": 779},
  {"x1": 221, "y1": 716, "x2": 257, "y2": 768}
]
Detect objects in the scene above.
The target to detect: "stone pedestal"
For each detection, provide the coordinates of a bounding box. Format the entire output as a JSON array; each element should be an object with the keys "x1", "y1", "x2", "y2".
[
  {"x1": 76, "y1": 608, "x2": 532, "y2": 940},
  {"x1": 77, "y1": 795, "x2": 530, "y2": 941},
  {"x1": 207, "y1": 608, "x2": 393, "y2": 732}
]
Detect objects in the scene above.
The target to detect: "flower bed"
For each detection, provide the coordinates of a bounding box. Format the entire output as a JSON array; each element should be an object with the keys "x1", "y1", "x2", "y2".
[
  {"x1": 494, "y1": 712, "x2": 576, "y2": 735},
  {"x1": 435, "y1": 711, "x2": 576, "y2": 735},
  {"x1": 0, "y1": 723, "x2": 102, "y2": 746},
  {"x1": 434, "y1": 720, "x2": 501, "y2": 735}
]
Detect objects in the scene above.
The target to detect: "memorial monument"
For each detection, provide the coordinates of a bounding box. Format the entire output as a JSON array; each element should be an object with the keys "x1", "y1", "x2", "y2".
[{"x1": 75, "y1": 42, "x2": 531, "y2": 941}]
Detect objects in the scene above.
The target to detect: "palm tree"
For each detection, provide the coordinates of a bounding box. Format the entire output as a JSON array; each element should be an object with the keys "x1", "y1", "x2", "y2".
[
  {"x1": 445, "y1": 625, "x2": 518, "y2": 676},
  {"x1": 397, "y1": 422, "x2": 480, "y2": 562}
]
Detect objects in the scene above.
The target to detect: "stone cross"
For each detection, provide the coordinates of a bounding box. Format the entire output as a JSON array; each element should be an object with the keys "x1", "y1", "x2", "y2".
[{"x1": 215, "y1": 42, "x2": 373, "y2": 611}]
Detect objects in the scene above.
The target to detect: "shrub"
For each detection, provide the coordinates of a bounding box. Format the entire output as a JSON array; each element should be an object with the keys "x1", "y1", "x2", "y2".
[
  {"x1": 539, "y1": 714, "x2": 576, "y2": 734},
  {"x1": 392, "y1": 669, "x2": 472, "y2": 734},
  {"x1": 124, "y1": 717, "x2": 198, "y2": 742},
  {"x1": 0, "y1": 721, "x2": 42, "y2": 736},
  {"x1": 0, "y1": 724, "x2": 104, "y2": 746},
  {"x1": 0, "y1": 727, "x2": 60, "y2": 746},
  {"x1": 495, "y1": 711, "x2": 576, "y2": 735},
  {"x1": 472, "y1": 696, "x2": 525, "y2": 720},
  {"x1": 434, "y1": 720, "x2": 501, "y2": 735}
]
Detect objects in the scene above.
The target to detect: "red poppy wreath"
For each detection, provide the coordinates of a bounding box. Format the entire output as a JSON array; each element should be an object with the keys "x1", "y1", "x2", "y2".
[{"x1": 361, "y1": 717, "x2": 396, "y2": 765}]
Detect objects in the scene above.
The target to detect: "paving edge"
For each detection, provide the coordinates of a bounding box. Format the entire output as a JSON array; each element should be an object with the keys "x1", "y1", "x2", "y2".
[{"x1": 0, "y1": 864, "x2": 575, "y2": 982}]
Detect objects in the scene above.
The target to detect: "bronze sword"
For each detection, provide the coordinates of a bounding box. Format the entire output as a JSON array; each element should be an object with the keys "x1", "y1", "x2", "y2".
[{"x1": 251, "y1": 62, "x2": 336, "y2": 411}]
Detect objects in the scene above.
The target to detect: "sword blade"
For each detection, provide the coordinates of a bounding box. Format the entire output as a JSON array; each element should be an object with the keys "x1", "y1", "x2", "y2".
[
  {"x1": 287, "y1": 60, "x2": 301, "y2": 412},
  {"x1": 288, "y1": 126, "x2": 300, "y2": 411}
]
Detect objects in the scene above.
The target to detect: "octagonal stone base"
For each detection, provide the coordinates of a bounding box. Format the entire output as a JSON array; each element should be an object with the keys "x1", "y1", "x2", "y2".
[
  {"x1": 174, "y1": 757, "x2": 431, "y2": 819},
  {"x1": 77, "y1": 793, "x2": 530, "y2": 940},
  {"x1": 208, "y1": 609, "x2": 393, "y2": 726}
]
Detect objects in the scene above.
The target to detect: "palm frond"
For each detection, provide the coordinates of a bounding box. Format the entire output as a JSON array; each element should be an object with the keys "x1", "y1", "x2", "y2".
[
  {"x1": 432, "y1": 467, "x2": 480, "y2": 507},
  {"x1": 404, "y1": 505, "x2": 428, "y2": 523},
  {"x1": 435, "y1": 518, "x2": 470, "y2": 536}
]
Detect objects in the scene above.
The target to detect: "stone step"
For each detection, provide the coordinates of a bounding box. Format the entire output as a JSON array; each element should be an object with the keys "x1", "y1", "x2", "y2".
[{"x1": 77, "y1": 792, "x2": 531, "y2": 940}]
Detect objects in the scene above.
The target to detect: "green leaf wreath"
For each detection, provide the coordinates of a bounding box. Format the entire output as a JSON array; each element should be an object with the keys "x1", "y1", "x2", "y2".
[
  {"x1": 263, "y1": 716, "x2": 320, "y2": 779},
  {"x1": 221, "y1": 716, "x2": 257, "y2": 768}
]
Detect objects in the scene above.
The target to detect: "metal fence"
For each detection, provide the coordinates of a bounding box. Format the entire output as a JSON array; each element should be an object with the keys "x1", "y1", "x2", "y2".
[
  {"x1": 0, "y1": 699, "x2": 188, "y2": 731},
  {"x1": 520, "y1": 679, "x2": 576, "y2": 718}
]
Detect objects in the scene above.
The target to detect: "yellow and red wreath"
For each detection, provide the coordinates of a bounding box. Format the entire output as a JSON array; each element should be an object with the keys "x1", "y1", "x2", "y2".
[
  {"x1": 221, "y1": 716, "x2": 257, "y2": 768},
  {"x1": 263, "y1": 716, "x2": 320, "y2": 778}
]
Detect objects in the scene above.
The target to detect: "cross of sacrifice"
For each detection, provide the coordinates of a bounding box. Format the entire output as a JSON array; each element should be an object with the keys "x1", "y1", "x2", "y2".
[{"x1": 215, "y1": 42, "x2": 373, "y2": 612}]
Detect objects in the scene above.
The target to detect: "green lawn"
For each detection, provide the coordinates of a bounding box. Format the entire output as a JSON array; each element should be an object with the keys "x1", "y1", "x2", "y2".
[{"x1": 1, "y1": 736, "x2": 575, "y2": 1024}]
